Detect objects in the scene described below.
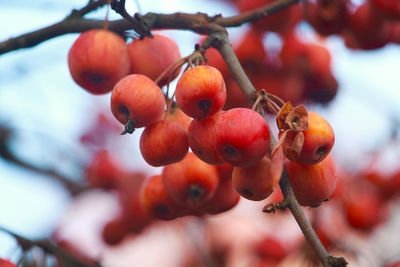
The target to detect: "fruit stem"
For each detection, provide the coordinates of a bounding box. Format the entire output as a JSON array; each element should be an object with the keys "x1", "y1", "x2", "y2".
[{"x1": 121, "y1": 118, "x2": 136, "y2": 135}]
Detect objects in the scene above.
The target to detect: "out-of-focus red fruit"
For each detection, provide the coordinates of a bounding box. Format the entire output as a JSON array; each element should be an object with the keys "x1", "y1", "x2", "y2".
[
  {"x1": 102, "y1": 217, "x2": 130, "y2": 245},
  {"x1": 216, "y1": 163, "x2": 234, "y2": 180},
  {"x1": 305, "y1": 0, "x2": 349, "y2": 36},
  {"x1": 203, "y1": 46, "x2": 229, "y2": 77},
  {"x1": 284, "y1": 112, "x2": 335, "y2": 165},
  {"x1": 175, "y1": 66, "x2": 226, "y2": 119},
  {"x1": 305, "y1": 73, "x2": 338, "y2": 103},
  {"x1": 203, "y1": 174, "x2": 240, "y2": 214},
  {"x1": 140, "y1": 175, "x2": 181, "y2": 220},
  {"x1": 188, "y1": 111, "x2": 225, "y2": 165},
  {"x1": 236, "y1": 0, "x2": 299, "y2": 33},
  {"x1": 223, "y1": 77, "x2": 249, "y2": 110},
  {"x1": 68, "y1": 29, "x2": 130, "y2": 94},
  {"x1": 0, "y1": 259, "x2": 18, "y2": 267},
  {"x1": 85, "y1": 149, "x2": 125, "y2": 189},
  {"x1": 234, "y1": 30, "x2": 266, "y2": 76},
  {"x1": 110, "y1": 74, "x2": 166, "y2": 129},
  {"x1": 370, "y1": 0, "x2": 400, "y2": 20},
  {"x1": 214, "y1": 108, "x2": 270, "y2": 167},
  {"x1": 128, "y1": 34, "x2": 181, "y2": 87},
  {"x1": 286, "y1": 155, "x2": 337, "y2": 207},
  {"x1": 254, "y1": 236, "x2": 287, "y2": 261},
  {"x1": 343, "y1": 185, "x2": 382, "y2": 230},
  {"x1": 254, "y1": 69, "x2": 305, "y2": 106},
  {"x1": 80, "y1": 112, "x2": 120, "y2": 147},
  {"x1": 345, "y1": 2, "x2": 391, "y2": 49},
  {"x1": 117, "y1": 172, "x2": 152, "y2": 232},
  {"x1": 385, "y1": 262, "x2": 400, "y2": 267},
  {"x1": 140, "y1": 120, "x2": 188, "y2": 166},
  {"x1": 232, "y1": 157, "x2": 279, "y2": 201},
  {"x1": 390, "y1": 22, "x2": 400, "y2": 44},
  {"x1": 162, "y1": 153, "x2": 219, "y2": 209},
  {"x1": 165, "y1": 103, "x2": 192, "y2": 131}
]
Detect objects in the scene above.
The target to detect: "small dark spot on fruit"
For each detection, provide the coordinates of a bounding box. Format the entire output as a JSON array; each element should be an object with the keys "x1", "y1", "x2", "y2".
[
  {"x1": 225, "y1": 145, "x2": 237, "y2": 156},
  {"x1": 119, "y1": 105, "x2": 130, "y2": 117},
  {"x1": 314, "y1": 145, "x2": 328, "y2": 162},
  {"x1": 198, "y1": 99, "x2": 211, "y2": 111},
  {"x1": 241, "y1": 188, "x2": 253, "y2": 198},
  {"x1": 89, "y1": 73, "x2": 105, "y2": 84},
  {"x1": 155, "y1": 204, "x2": 169, "y2": 215},
  {"x1": 188, "y1": 184, "x2": 204, "y2": 201}
]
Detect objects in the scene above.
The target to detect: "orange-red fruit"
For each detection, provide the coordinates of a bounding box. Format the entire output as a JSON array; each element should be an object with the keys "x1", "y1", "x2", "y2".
[
  {"x1": 175, "y1": 66, "x2": 226, "y2": 119},
  {"x1": 285, "y1": 155, "x2": 337, "y2": 207},
  {"x1": 254, "y1": 237, "x2": 287, "y2": 262},
  {"x1": 68, "y1": 29, "x2": 130, "y2": 94},
  {"x1": 0, "y1": 259, "x2": 18, "y2": 267},
  {"x1": 285, "y1": 112, "x2": 335, "y2": 165},
  {"x1": 162, "y1": 153, "x2": 219, "y2": 208},
  {"x1": 140, "y1": 175, "x2": 181, "y2": 220},
  {"x1": 102, "y1": 217, "x2": 130, "y2": 245},
  {"x1": 214, "y1": 108, "x2": 270, "y2": 167},
  {"x1": 165, "y1": 104, "x2": 192, "y2": 131},
  {"x1": 188, "y1": 111, "x2": 225, "y2": 165},
  {"x1": 203, "y1": 169, "x2": 240, "y2": 214},
  {"x1": 232, "y1": 157, "x2": 279, "y2": 201},
  {"x1": 128, "y1": 34, "x2": 181, "y2": 86},
  {"x1": 370, "y1": 0, "x2": 400, "y2": 20},
  {"x1": 140, "y1": 120, "x2": 189, "y2": 166},
  {"x1": 110, "y1": 74, "x2": 166, "y2": 128},
  {"x1": 85, "y1": 149, "x2": 125, "y2": 189}
]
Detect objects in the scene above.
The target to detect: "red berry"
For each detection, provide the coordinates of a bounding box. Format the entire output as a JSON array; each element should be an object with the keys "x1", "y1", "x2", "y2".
[
  {"x1": 188, "y1": 111, "x2": 225, "y2": 165},
  {"x1": 68, "y1": 29, "x2": 130, "y2": 94},
  {"x1": 110, "y1": 74, "x2": 166, "y2": 129},
  {"x1": 162, "y1": 153, "x2": 219, "y2": 209},
  {"x1": 286, "y1": 154, "x2": 337, "y2": 207},
  {"x1": 140, "y1": 120, "x2": 188, "y2": 166},
  {"x1": 214, "y1": 108, "x2": 270, "y2": 167},
  {"x1": 140, "y1": 175, "x2": 181, "y2": 220},
  {"x1": 175, "y1": 66, "x2": 226, "y2": 119},
  {"x1": 128, "y1": 34, "x2": 181, "y2": 86}
]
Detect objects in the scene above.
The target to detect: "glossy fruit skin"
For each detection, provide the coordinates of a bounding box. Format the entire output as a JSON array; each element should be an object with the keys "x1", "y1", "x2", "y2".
[
  {"x1": 175, "y1": 66, "x2": 226, "y2": 119},
  {"x1": 232, "y1": 157, "x2": 278, "y2": 201},
  {"x1": 68, "y1": 29, "x2": 130, "y2": 94},
  {"x1": 188, "y1": 111, "x2": 225, "y2": 165},
  {"x1": 140, "y1": 120, "x2": 189, "y2": 166},
  {"x1": 0, "y1": 259, "x2": 18, "y2": 267},
  {"x1": 110, "y1": 74, "x2": 166, "y2": 128},
  {"x1": 128, "y1": 34, "x2": 181, "y2": 86},
  {"x1": 214, "y1": 108, "x2": 270, "y2": 167},
  {"x1": 162, "y1": 153, "x2": 219, "y2": 209},
  {"x1": 285, "y1": 112, "x2": 335, "y2": 165},
  {"x1": 285, "y1": 155, "x2": 337, "y2": 207},
  {"x1": 140, "y1": 175, "x2": 180, "y2": 220},
  {"x1": 165, "y1": 104, "x2": 192, "y2": 131}
]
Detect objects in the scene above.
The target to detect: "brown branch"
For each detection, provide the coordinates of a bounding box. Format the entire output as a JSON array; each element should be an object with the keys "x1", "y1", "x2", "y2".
[
  {"x1": 0, "y1": 225, "x2": 100, "y2": 267},
  {"x1": 0, "y1": 126, "x2": 87, "y2": 196},
  {"x1": 0, "y1": 0, "x2": 300, "y2": 55},
  {"x1": 210, "y1": 30, "x2": 347, "y2": 267}
]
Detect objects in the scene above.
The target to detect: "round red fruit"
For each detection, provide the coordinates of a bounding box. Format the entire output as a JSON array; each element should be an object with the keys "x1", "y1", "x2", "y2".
[
  {"x1": 140, "y1": 120, "x2": 188, "y2": 167},
  {"x1": 128, "y1": 34, "x2": 181, "y2": 86},
  {"x1": 285, "y1": 155, "x2": 337, "y2": 207},
  {"x1": 175, "y1": 66, "x2": 226, "y2": 120},
  {"x1": 110, "y1": 74, "x2": 166, "y2": 129},
  {"x1": 214, "y1": 108, "x2": 270, "y2": 167},
  {"x1": 68, "y1": 29, "x2": 130, "y2": 94},
  {"x1": 162, "y1": 153, "x2": 219, "y2": 209},
  {"x1": 188, "y1": 111, "x2": 225, "y2": 165}
]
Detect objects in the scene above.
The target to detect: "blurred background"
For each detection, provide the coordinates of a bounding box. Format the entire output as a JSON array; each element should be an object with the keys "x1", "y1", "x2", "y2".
[{"x1": 1, "y1": 0, "x2": 400, "y2": 266}]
